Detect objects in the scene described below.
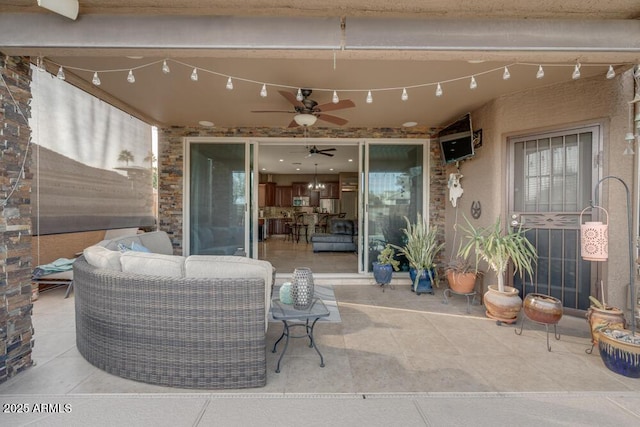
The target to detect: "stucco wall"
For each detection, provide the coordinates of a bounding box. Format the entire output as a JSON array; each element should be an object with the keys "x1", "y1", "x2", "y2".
[{"x1": 444, "y1": 68, "x2": 636, "y2": 311}]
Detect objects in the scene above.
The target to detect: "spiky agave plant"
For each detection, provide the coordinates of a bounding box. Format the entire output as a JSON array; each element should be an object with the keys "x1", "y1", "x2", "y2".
[{"x1": 391, "y1": 214, "x2": 444, "y2": 291}]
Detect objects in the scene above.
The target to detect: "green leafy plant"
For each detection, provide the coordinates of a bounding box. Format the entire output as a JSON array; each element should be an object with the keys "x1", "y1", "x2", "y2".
[
  {"x1": 391, "y1": 214, "x2": 444, "y2": 290},
  {"x1": 457, "y1": 216, "x2": 537, "y2": 293},
  {"x1": 376, "y1": 244, "x2": 400, "y2": 271}
]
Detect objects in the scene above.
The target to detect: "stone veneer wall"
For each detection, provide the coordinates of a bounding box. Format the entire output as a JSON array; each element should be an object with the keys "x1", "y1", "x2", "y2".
[
  {"x1": 158, "y1": 127, "x2": 446, "y2": 266},
  {"x1": 0, "y1": 55, "x2": 34, "y2": 382}
]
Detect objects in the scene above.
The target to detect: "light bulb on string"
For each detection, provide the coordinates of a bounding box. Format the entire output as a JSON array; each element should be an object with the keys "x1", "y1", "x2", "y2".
[
  {"x1": 469, "y1": 76, "x2": 478, "y2": 90},
  {"x1": 36, "y1": 56, "x2": 45, "y2": 72},
  {"x1": 401, "y1": 88, "x2": 409, "y2": 101},
  {"x1": 572, "y1": 62, "x2": 581, "y2": 80},
  {"x1": 162, "y1": 60, "x2": 170, "y2": 74},
  {"x1": 296, "y1": 88, "x2": 303, "y2": 101},
  {"x1": 190, "y1": 68, "x2": 198, "y2": 81},
  {"x1": 226, "y1": 77, "x2": 234, "y2": 90},
  {"x1": 332, "y1": 91, "x2": 339, "y2": 104},
  {"x1": 127, "y1": 70, "x2": 135, "y2": 83},
  {"x1": 536, "y1": 65, "x2": 545, "y2": 79},
  {"x1": 606, "y1": 65, "x2": 615, "y2": 79},
  {"x1": 435, "y1": 83, "x2": 443, "y2": 97},
  {"x1": 503, "y1": 66, "x2": 511, "y2": 80},
  {"x1": 92, "y1": 72, "x2": 101, "y2": 86},
  {"x1": 366, "y1": 90, "x2": 373, "y2": 104},
  {"x1": 260, "y1": 84, "x2": 268, "y2": 97},
  {"x1": 56, "y1": 66, "x2": 65, "y2": 80}
]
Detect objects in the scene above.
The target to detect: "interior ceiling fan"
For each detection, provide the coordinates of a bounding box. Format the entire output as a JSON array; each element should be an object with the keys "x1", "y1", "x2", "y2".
[
  {"x1": 307, "y1": 145, "x2": 336, "y2": 157},
  {"x1": 251, "y1": 89, "x2": 355, "y2": 127}
]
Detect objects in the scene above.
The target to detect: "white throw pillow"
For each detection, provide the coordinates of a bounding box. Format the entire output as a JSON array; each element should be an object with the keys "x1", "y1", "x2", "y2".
[
  {"x1": 120, "y1": 252, "x2": 185, "y2": 278},
  {"x1": 83, "y1": 246, "x2": 122, "y2": 271}
]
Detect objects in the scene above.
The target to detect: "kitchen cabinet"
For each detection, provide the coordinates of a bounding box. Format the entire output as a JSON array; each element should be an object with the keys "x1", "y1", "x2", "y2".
[
  {"x1": 258, "y1": 182, "x2": 276, "y2": 207},
  {"x1": 320, "y1": 181, "x2": 340, "y2": 199},
  {"x1": 275, "y1": 186, "x2": 293, "y2": 207},
  {"x1": 292, "y1": 182, "x2": 309, "y2": 197},
  {"x1": 268, "y1": 218, "x2": 291, "y2": 235}
]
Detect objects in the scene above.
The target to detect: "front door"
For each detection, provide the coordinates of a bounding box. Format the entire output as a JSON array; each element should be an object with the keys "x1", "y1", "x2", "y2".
[{"x1": 509, "y1": 126, "x2": 600, "y2": 312}]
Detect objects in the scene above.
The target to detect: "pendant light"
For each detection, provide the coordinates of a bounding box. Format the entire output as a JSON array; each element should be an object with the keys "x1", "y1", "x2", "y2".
[{"x1": 308, "y1": 164, "x2": 325, "y2": 190}]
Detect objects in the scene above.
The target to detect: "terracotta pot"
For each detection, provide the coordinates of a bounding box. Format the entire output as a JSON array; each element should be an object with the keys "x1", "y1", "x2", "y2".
[
  {"x1": 483, "y1": 285, "x2": 522, "y2": 324},
  {"x1": 446, "y1": 271, "x2": 476, "y2": 294},
  {"x1": 598, "y1": 329, "x2": 640, "y2": 378},
  {"x1": 523, "y1": 293, "x2": 563, "y2": 324},
  {"x1": 586, "y1": 306, "x2": 625, "y2": 346}
]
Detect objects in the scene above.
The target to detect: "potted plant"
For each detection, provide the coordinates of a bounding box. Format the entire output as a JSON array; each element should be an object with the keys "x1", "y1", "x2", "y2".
[
  {"x1": 458, "y1": 215, "x2": 537, "y2": 324},
  {"x1": 392, "y1": 214, "x2": 444, "y2": 295},
  {"x1": 445, "y1": 257, "x2": 478, "y2": 294},
  {"x1": 585, "y1": 295, "x2": 625, "y2": 354},
  {"x1": 372, "y1": 244, "x2": 400, "y2": 288}
]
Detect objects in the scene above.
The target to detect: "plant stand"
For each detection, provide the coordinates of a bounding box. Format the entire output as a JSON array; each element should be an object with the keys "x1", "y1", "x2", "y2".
[
  {"x1": 514, "y1": 293, "x2": 563, "y2": 351},
  {"x1": 442, "y1": 288, "x2": 477, "y2": 313}
]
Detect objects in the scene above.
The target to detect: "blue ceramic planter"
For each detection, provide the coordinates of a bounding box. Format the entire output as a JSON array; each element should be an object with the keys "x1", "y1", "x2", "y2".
[
  {"x1": 372, "y1": 262, "x2": 394, "y2": 285},
  {"x1": 598, "y1": 329, "x2": 640, "y2": 378},
  {"x1": 409, "y1": 268, "x2": 435, "y2": 295}
]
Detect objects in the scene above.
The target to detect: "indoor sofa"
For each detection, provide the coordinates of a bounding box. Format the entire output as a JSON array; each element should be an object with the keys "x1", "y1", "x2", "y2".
[
  {"x1": 74, "y1": 230, "x2": 274, "y2": 389},
  {"x1": 311, "y1": 219, "x2": 357, "y2": 252}
]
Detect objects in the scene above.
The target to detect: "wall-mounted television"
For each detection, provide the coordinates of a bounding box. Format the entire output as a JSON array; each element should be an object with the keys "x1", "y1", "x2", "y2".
[{"x1": 438, "y1": 113, "x2": 475, "y2": 165}]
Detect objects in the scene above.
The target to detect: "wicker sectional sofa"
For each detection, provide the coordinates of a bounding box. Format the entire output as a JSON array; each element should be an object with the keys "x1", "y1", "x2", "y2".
[{"x1": 74, "y1": 231, "x2": 274, "y2": 389}]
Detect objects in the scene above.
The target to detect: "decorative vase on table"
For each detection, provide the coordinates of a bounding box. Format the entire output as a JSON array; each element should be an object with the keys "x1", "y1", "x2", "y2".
[
  {"x1": 291, "y1": 267, "x2": 314, "y2": 310},
  {"x1": 409, "y1": 268, "x2": 435, "y2": 295}
]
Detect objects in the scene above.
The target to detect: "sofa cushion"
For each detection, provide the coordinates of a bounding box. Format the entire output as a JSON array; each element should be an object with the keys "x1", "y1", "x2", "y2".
[
  {"x1": 117, "y1": 241, "x2": 151, "y2": 253},
  {"x1": 120, "y1": 252, "x2": 185, "y2": 277},
  {"x1": 83, "y1": 246, "x2": 122, "y2": 271},
  {"x1": 102, "y1": 231, "x2": 173, "y2": 255},
  {"x1": 185, "y1": 255, "x2": 272, "y2": 288}
]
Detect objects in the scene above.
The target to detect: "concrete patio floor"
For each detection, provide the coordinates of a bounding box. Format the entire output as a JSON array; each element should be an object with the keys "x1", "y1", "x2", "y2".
[{"x1": 1, "y1": 284, "x2": 640, "y2": 426}]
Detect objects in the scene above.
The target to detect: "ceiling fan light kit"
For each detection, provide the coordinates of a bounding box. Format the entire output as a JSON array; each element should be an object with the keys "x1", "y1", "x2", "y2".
[
  {"x1": 38, "y1": 0, "x2": 79, "y2": 20},
  {"x1": 294, "y1": 113, "x2": 318, "y2": 127}
]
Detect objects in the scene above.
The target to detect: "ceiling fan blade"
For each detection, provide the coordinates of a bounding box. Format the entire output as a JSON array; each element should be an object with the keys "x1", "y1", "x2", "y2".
[
  {"x1": 251, "y1": 110, "x2": 296, "y2": 113},
  {"x1": 317, "y1": 114, "x2": 348, "y2": 126},
  {"x1": 319, "y1": 152, "x2": 335, "y2": 157},
  {"x1": 279, "y1": 90, "x2": 304, "y2": 108},
  {"x1": 287, "y1": 119, "x2": 299, "y2": 128},
  {"x1": 315, "y1": 99, "x2": 355, "y2": 112}
]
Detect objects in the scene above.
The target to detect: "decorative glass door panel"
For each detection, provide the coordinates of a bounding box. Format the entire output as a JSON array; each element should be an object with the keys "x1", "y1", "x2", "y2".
[
  {"x1": 189, "y1": 142, "x2": 248, "y2": 256},
  {"x1": 510, "y1": 127, "x2": 599, "y2": 311},
  {"x1": 365, "y1": 143, "x2": 425, "y2": 272}
]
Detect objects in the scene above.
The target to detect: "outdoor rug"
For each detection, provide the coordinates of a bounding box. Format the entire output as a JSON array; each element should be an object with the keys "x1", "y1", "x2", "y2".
[{"x1": 269, "y1": 284, "x2": 341, "y2": 323}]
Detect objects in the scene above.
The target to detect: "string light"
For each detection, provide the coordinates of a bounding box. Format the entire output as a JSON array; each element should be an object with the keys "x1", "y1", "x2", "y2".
[
  {"x1": 44, "y1": 58, "x2": 626, "y2": 105},
  {"x1": 127, "y1": 69, "x2": 135, "y2": 83},
  {"x1": 56, "y1": 66, "x2": 65, "y2": 80},
  {"x1": 502, "y1": 66, "x2": 510, "y2": 80},
  {"x1": 572, "y1": 62, "x2": 581, "y2": 80},
  {"x1": 260, "y1": 84, "x2": 268, "y2": 97}
]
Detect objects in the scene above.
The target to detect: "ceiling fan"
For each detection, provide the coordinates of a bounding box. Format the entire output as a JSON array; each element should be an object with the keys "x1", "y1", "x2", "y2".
[
  {"x1": 307, "y1": 145, "x2": 336, "y2": 157},
  {"x1": 251, "y1": 89, "x2": 355, "y2": 127}
]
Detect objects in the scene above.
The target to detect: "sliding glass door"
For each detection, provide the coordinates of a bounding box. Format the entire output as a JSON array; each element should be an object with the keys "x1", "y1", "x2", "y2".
[
  {"x1": 364, "y1": 142, "x2": 427, "y2": 272},
  {"x1": 186, "y1": 140, "x2": 254, "y2": 257}
]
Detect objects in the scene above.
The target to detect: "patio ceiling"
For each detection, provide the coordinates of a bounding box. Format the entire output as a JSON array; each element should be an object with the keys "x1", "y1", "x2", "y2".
[{"x1": 1, "y1": 1, "x2": 640, "y2": 174}]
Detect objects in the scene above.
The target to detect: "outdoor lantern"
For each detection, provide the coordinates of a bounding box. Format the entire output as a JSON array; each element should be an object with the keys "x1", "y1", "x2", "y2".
[{"x1": 580, "y1": 206, "x2": 609, "y2": 261}]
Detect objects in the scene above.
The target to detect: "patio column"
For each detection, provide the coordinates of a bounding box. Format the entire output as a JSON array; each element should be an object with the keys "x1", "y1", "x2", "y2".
[{"x1": 0, "y1": 54, "x2": 34, "y2": 383}]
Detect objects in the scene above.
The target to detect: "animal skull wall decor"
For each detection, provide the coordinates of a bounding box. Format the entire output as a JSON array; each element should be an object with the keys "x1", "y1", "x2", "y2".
[{"x1": 448, "y1": 173, "x2": 464, "y2": 207}]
